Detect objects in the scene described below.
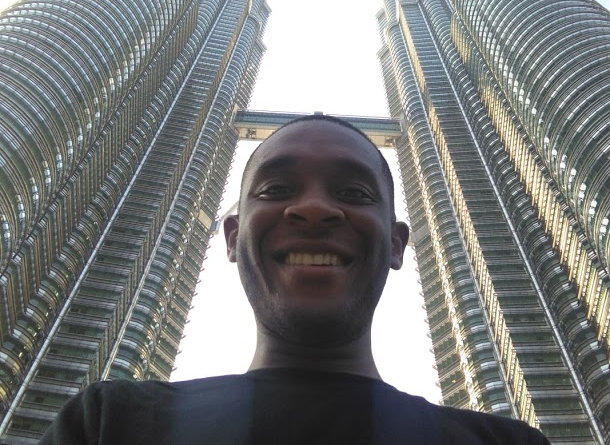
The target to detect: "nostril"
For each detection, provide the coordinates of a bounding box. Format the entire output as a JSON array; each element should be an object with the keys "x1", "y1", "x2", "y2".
[
  {"x1": 285, "y1": 211, "x2": 307, "y2": 222},
  {"x1": 284, "y1": 202, "x2": 345, "y2": 224}
]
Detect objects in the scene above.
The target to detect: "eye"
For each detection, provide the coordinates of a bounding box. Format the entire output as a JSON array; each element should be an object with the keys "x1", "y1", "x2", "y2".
[
  {"x1": 256, "y1": 183, "x2": 293, "y2": 199},
  {"x1": 337, "y1": 187, "x2": 375, "y2": 203}
]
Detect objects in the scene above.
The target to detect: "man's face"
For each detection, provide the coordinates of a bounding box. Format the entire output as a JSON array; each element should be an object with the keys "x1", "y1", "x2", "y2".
[{"x1": 224, "y1": 120, "x2": 408, "y2": 346}]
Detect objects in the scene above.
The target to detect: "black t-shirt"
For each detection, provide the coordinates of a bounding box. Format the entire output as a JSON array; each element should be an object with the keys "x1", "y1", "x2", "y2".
[{"x1": 39, "y1": 368, "x2": 550, "y2": 444}]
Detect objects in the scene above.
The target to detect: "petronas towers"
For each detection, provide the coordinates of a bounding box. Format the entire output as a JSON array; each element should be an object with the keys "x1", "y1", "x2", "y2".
[{"x1": 2, "y1": 0, "x2": 610, "y2": 443}]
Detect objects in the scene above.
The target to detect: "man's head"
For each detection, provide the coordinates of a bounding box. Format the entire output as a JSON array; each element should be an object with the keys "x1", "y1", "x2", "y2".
[
  {"x1": 224, "y1": 115, "x2": 409, "y2": 347},
  {"x1": 239, "y1": 114, "x2": 397, "y2": 220}
]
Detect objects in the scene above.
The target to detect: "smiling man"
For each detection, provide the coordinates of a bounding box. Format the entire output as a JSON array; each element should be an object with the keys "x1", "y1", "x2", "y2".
[
  {"x1": 39, "y1": 115, "x2": 550, "y2": 445},
  {"x1": 224, "y1": 115, "x2": 407, "y2": 370}
]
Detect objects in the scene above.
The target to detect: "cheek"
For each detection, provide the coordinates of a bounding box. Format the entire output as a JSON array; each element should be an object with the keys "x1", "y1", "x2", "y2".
[
  {"x1": 236, "y1": 240, "x2": 267, "y2": 292},
  {"x1": 355, "y1": 215, "x2": 390, "y2": 241},
  {"x1": 235, "y1": 213, "x2": 273, "y2": 266},
  {"x1": 365, "y1": 221, "x2": 394, "y2": 262},
  {"x1": 240, "y1": 207, "x2": 284, "y2": 243}
]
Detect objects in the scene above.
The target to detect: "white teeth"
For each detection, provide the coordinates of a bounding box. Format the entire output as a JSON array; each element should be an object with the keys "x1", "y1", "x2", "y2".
[{"x1": 285, "y1": 252, "x2": 343, "y2": 266}]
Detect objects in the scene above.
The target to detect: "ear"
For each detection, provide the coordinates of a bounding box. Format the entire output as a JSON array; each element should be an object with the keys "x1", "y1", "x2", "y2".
[
  {"x1": 390, "y1": 221, "x2": 409, "y2": 270},
  {"x1": 224, "y1": 215, "x2": 239, "y2": 263}
]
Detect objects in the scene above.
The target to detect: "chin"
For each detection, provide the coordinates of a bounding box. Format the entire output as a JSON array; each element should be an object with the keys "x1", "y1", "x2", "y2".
[{"x1": 263, "y1": 303, "x2": 373, "y2": 347}]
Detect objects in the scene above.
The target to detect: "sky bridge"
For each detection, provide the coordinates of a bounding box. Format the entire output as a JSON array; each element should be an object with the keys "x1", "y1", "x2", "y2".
[{"x1": 233, "y1": 110, "x2": 402, "y2": 147}]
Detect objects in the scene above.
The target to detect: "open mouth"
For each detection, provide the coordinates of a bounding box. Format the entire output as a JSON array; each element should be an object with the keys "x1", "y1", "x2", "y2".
[{"x1": 284, "y1": 252, "x2": 345, "y2": 266}]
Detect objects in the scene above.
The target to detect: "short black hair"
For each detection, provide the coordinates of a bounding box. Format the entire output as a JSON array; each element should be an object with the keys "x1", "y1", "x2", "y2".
[{"x1": 239, "y1": 114, "x2": 396, "y2": 220}]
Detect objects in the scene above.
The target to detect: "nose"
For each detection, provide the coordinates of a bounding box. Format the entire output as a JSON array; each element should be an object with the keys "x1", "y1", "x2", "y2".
[{"x1": 284, "y1": 190, "x2": 345, "y2": 226}]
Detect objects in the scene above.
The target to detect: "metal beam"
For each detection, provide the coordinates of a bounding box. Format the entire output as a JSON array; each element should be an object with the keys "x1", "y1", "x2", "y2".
[{"x1": 233, "y1": 110, "x2": 402, "y2": 148}]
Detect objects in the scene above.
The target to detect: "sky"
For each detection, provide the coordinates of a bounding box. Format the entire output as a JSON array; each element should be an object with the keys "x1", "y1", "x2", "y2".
[{"x1": 3, "y1": 0, "x2": 610, "y2": 404}]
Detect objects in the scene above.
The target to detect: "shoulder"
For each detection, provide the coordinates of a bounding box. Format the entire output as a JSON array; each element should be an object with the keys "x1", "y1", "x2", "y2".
[
  {"x1": 81, "y1": 374, "x2": 246, "y2": 407},
  {"x1": 39, "y1": 374, "x2": 249, "y2": 445},
  {"x1": 433, "y1": 404, "x2": 549, "y2": 445},
  {"x1": 373, "y1": 386, "x2": 548, "y2": 445},
  {"x1": 358, "y1": 383, "x2": 548, "y2": 444}
]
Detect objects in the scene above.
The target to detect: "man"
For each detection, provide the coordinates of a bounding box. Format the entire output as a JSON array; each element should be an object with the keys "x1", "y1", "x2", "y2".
[{"x1": 39, "y1": 115, "x2": 550, "y2": 444}]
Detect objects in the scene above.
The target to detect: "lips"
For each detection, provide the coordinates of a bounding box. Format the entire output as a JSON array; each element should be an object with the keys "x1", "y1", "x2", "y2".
[{"x1": 284, "y1": 252, "x2": 344, "y2": 266}]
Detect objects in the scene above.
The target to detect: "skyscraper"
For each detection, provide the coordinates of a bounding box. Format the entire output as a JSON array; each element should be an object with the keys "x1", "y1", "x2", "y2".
[
  {"x1": 378, "y1": 0, "x2": 610, "y2": 443},
  {"x1": 0, "y1": 0, "x2": 269, "y2": 442}
]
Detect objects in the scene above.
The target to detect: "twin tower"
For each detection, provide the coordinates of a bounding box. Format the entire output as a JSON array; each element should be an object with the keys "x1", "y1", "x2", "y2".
[{"x1": 1, "y1": 0, "x2": 610, "y2": 443}]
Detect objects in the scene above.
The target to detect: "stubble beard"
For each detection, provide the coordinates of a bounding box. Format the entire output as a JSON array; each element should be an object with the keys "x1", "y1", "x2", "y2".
[{"x1": 237, "y1": 249, "x2": 388, "y2": 347}]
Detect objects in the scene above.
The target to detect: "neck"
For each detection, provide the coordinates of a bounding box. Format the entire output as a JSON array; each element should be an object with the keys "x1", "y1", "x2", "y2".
[{"x1": 248, "y1": 325, "x2": 382, "y2": 380}]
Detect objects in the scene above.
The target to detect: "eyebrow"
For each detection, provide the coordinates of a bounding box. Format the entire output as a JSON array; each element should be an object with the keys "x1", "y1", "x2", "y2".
[
  {"x1": 252, "y1": 155, "x2": 382, "y2": 191},
  {"x1": 328, "y1": 159, "x2": 379, "y2": 186},
  {"x1": 254, "y1": 155, "x2": 300, "y2": 176}
]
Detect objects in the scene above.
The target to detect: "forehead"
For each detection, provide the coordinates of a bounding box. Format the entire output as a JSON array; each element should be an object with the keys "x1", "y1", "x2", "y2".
[{"x1": 245, "y1": 121, "x2": 383, "y2": 184}]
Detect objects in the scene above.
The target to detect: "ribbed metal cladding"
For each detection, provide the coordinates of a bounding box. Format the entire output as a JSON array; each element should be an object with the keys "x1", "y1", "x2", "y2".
[
  {"x1": 450, "y1": 0, "x2": 610, "y2": 441},
  {"x1": 379, "y1": 0, "x2": 610, "y2": 442},
  {"x1": 379, "y1": 0, "x2": 514, "y2": 420},
  {"x1": 453, "y1": 0, "x2": 610, "y2": 348},
  {"x1": 0, "y1": 0, "x2": 269, "y2": 443}
]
